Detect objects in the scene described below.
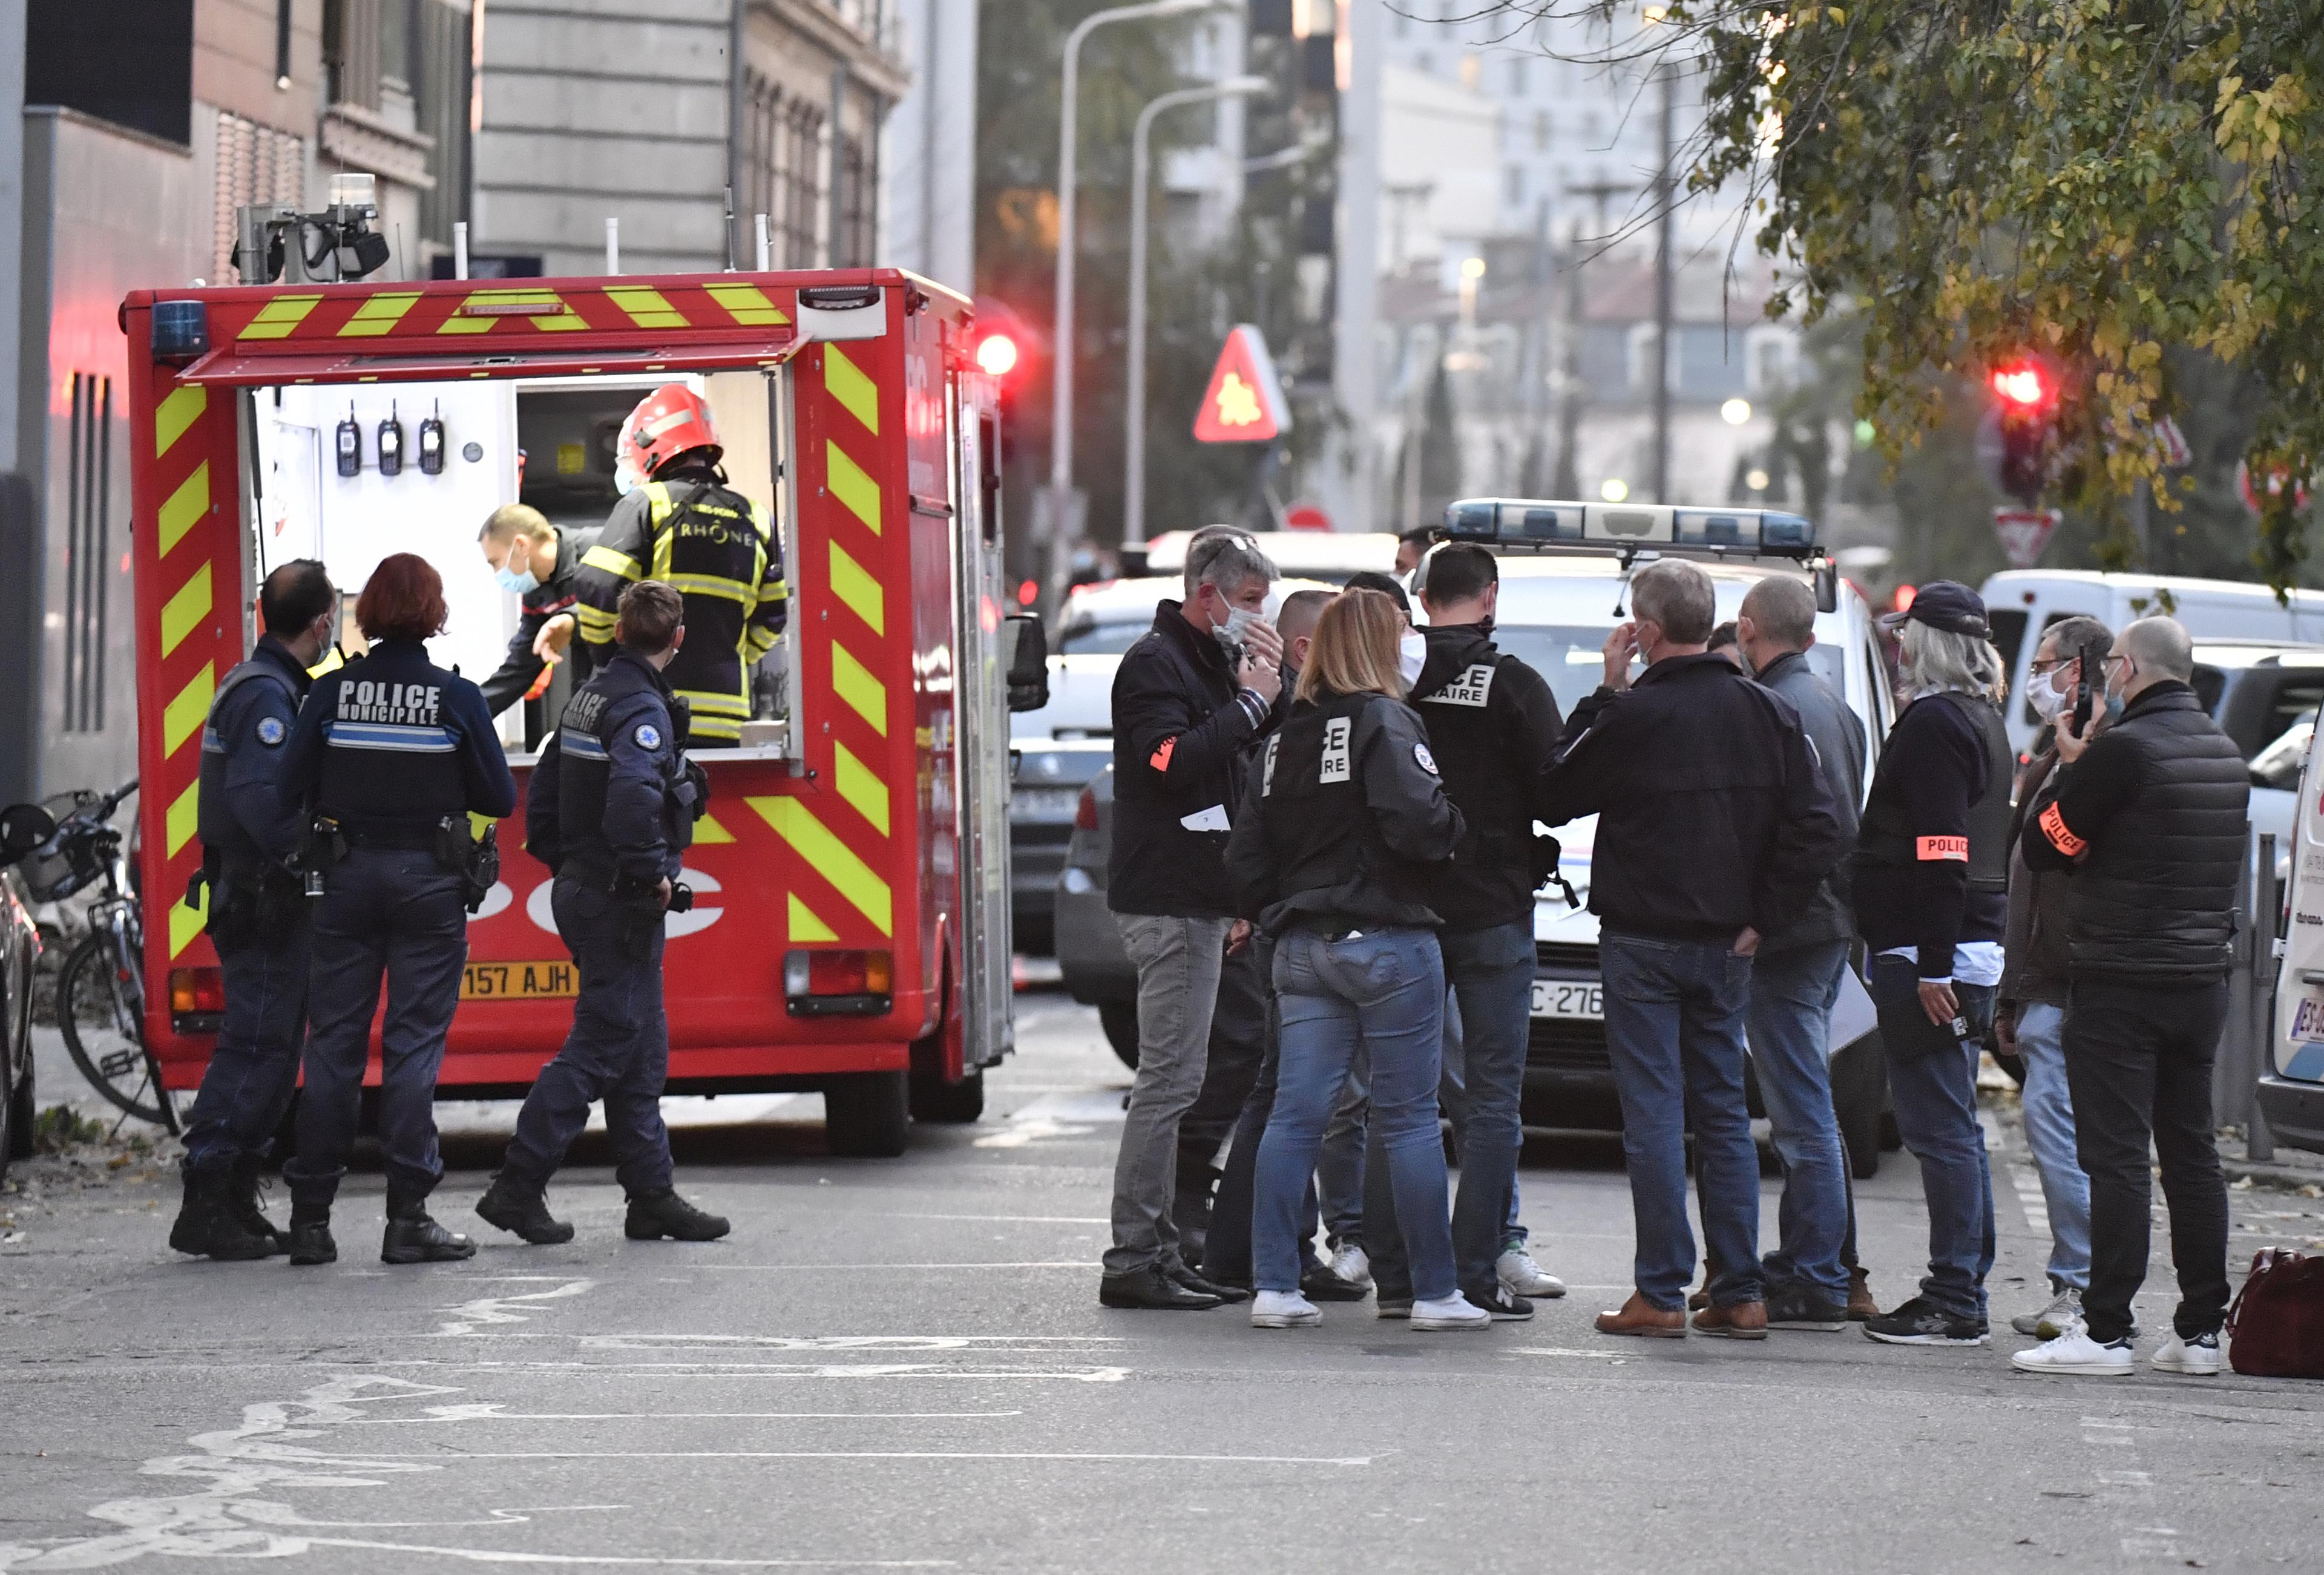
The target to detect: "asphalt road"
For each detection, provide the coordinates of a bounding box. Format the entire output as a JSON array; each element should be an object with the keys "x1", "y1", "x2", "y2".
[{"x1": 4, "y1": 990, "x2": 2323, "y2": 1574}]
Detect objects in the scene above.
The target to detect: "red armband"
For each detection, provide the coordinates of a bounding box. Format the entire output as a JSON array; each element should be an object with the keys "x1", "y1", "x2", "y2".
[
  {"x1": 2037, "y1": 802, "x2": 2086, "y2": 858},
  {"x1": 1149, "y1": 736, "x2": 1177, "y2": 773},
  {"x1": 1915, "y1": 835, "x2": 1969, "y2": 862}
]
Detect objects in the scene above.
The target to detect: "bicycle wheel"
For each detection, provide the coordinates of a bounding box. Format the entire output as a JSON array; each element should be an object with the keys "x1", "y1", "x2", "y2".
[{"x1": 57, "y1": 934, "x2": 172, "y2": 1128}]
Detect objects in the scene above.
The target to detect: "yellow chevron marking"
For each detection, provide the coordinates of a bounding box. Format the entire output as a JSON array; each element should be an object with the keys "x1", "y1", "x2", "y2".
[
  {"x1": 164, "y1": 662, "x2": 217, "y2": 756},
  {"x1": 606, "y1": 286, "x2": 689, "y2": 329},
  {"x1": 787, "y1": 892, "x2": 838, "y2": 943},
  {"x1": 238, "y1": 293, "x2": 322, "y2": 339},
  {"x1": 749, "y1": 796, "x2": 891, "y2": 936},
  {"x1": 166, "y1": 781, "x2": 200, "y2": 857},
  {"x1": 159, "y1": 562, "x2": 214, "y2": 657},
  {"x1": 832, "y1": 741, "x2": 891, "y2": 837},
  {"x1": 438, "y1": 289, "x2": 586, "y2": 335},
  {"x1": 159, "y1": 462, "x2": 210, "y2": 557},
  {"x1": 169, "y1": 892, "x2": 208, "y2": 959},
  {"x1": 824, "y1": 345, "x2": 879, "y2": 434},
  {"x1": 826, "y1": 440, "x2": 881, "y2": 535},
  {"x1": 155, "y1": 384, "x2": 207, "y2": 457},
  {"x1": 830, "y1": 641, "x2": 887, "y2": 736},
  {"x1": 337, "y1": 291, "x2": 424, "y2": 336},
  {"x1": 706, "y1": 283, "x2": 790, "y2": 326},
  {"x1": 828, "y1": 540, "x2": 885, "y2": 637},
  {"x1": 692, "y1": 810, "x2": 735, "y2": 845}
]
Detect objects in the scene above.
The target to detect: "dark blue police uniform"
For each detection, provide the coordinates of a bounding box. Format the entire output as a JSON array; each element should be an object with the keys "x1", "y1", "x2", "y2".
[
  {"x1": 280, "y1": 638, "x2": 516, "y2": 1216},
  {"x1": 182, "y1": 634, "x2": 313, "y2": 1177},
  {"x1": 503, "y1": 648, "x2": 696, "y2": 1195}
]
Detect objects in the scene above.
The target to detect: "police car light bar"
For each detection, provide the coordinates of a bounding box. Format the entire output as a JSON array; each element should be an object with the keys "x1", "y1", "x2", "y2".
[{"x1": 1441, "y1": 497, "x2": 1819, "y2": 559}]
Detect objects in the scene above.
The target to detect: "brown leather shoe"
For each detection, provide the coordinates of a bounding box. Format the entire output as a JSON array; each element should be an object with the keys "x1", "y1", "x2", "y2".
[
  {"x1": 1846, "y1": 1266, "x2": 1877, "y2": 1323},
  {"x1": 1692, "y1": 1300, "x2": 1769, "y2": 1339},
  {"x1": 1595, "y1": 1291, "x2": 1687, "y2": 1338},
  {"x1": 1688, "y1": 1259, "x2": 1721, "y2": 1312}
]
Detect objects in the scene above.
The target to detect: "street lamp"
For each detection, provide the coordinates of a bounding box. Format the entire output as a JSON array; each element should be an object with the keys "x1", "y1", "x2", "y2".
[
  {"x1": 1048, "y1": 0, "x2": 1237, "y2": 598},
  {"x1": 1124, "y1": 74, "x2": 1270, "y2": 548}
]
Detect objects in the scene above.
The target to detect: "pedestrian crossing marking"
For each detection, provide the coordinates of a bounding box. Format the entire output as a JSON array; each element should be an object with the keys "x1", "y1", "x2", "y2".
[
  {"x1": 827, "y1": 440, "x2": 882, "y2": 535},
  {"x1": 159, "y1": 562, "x2": 213, "y2": 657},
  {"x1": 159, "y1": 463, "x2": 210, "y2": 557},
  {"x1": 788, "y1": 892, "x2": 838, "y2": 943},
  {"x1": 154, "y1": 384, "x2": 206, "y2": 457},
  {"x1": 749, "y1": 796, "x2": 892, "y2": 936},
  {"x1": 833, "y1": 741, "x2": 891, "y2": 836},
  {"x1": 824, "y1": 345, "x2": 879, "y2": 435},
  {"x1": 829, "y1": 540, "x2": 885, "y2": 635}
]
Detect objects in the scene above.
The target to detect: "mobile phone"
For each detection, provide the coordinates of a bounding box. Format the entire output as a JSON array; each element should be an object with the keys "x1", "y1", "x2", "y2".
[{"x1": 2071, "y1": 633, "x2": 2109, "y2": 734}]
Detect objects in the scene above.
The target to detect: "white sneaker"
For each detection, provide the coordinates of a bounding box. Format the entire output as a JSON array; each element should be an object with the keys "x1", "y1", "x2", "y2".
[
  {"x1": 1250, "y1": 1290, "x2": 1321, "y2": 1329},
  {"x1": 1329, "y1": 1241, "x2": 1373, "y2": 1290},
  {"x1": 1410, "y1": 1293, "x2": 1492, "y2": 1331},
  {"x1": 2011, "y1": 1286, "x2": 2083, "y2": 1338},
  {"x1": 2010, "y1": 1328, "x2": 2133, "y2": 1376},
  {"x1": 1497, "y1": 1246, "x2": 1567, "y2": 1298},
  {"x1": 2150, "y1": 1330, "x2": 2222, "y2": 1376}
]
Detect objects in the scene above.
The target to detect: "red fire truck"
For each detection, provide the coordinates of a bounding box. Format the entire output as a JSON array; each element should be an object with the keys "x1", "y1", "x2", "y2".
[{"x1": 119, "y1": 267, "x2": 1032, "y2": 1156}]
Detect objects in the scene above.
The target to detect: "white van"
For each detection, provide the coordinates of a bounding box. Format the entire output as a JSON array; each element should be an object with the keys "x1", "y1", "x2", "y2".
[
  {"x1": 1978, "y1": 570, "x2": 2324, "y2": 755},
  {"x1": 2263, "y1": 716, "x2": 2324, "y2": 1155}
]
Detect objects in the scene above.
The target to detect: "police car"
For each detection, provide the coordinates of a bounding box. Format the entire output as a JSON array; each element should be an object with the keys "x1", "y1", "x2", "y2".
[{"x1": 1436, "y1": 499, "x2": 1899, "y2": 1174}]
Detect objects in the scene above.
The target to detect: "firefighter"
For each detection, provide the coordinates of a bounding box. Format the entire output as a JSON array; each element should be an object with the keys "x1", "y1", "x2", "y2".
[
  {"x1": 476, "y1": 580, "x2": 730, "y2": 1245},
  {"x1": 169, "y1": 559, "x2": 338, "y2": 1262},
  {"x1": 279, "y1": 552, "x2": 517, "y2": 1267},
  {"x1": 571, "y1": 385, "x2": 786, "y2": 746},
  {"x1": 476, "y1": 502, "x2": 600, "y2": 720}
]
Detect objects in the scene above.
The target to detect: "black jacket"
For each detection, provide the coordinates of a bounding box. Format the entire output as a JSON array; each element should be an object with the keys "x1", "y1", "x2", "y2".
[
  {"x1": 479, "y1": 525, "x2": 601, "y2": 716},
  {"x1": 2000, "y1": 749, "x2": 2074, "y2": 1008},
  {"x1": 1408, "y1": 621, "x2": 1564, "y2": 932},
  {"x1": 1851, "y1": 690, "x2": 2011, "y2": 977},
  {"x1": 281, "y1": 638, "x2": 517, "y2": 839},
  {"x1": 1226, "y1": 689, "x2": 1464, "y2": 935},
  {"x1": 197, "y1": 635, "x2": 314, "y2": 873},
  {"x1": 1108, "y1": 601, "x2": 1273, "y2": 918},
  {"x1": 1751, "y1": 649, "x2": 1866, "y2": 952},
  {"x1": 528, "y1": 649, "x2": 696, "y2": 885},
  {"x1": 2021, "y1": 680, "x2": 2249, "y2": 984},
  {"x1": 1538, "y1": 652, "x2": 1844, "y2": 941}
]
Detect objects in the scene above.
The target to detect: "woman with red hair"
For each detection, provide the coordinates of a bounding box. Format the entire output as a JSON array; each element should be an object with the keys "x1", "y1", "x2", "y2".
[{"x1": 280, "y1": 552, "x2": 516, "y2": 1267}]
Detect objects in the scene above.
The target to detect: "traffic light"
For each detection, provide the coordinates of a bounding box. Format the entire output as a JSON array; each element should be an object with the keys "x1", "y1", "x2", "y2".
[{"x1": 1988, "y1": 358, "x2": 2057, "y2": 505}]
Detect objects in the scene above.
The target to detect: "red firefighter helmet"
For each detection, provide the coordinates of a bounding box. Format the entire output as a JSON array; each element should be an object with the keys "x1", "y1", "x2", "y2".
[{"x1": 619, "y1": 383, "x2": 721, "y2": 482}]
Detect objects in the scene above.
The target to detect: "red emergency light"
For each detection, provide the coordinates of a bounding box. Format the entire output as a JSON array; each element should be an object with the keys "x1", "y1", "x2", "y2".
[
  {"x1": 1891, "y1": 583, "x2": 1917, "y2": 614},
  {"x1": 976, "y1": 332, "x2": 1020, "y2": 378},
  {"x1": 1989, "y1": 364, "x2": 2049, "y2": 408}
]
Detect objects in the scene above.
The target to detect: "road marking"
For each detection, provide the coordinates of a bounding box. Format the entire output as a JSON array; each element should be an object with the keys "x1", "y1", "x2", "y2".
[
  {"x1": 344, "y1": 1409, "x2": 1023, "y2": 1424},
  {"x1": 370, "y1": 1361, "x2": 1132, "y2": 1383},
  {"x1": 438, "y1": 1280, "x2": 595, "y2": 1337},
  {"x1": 1506, "y1": 1347, "x2": 1629, "y2": 1362},
  {"x1": 2008, "y1": 1160, "x2": 2052, "y2": 1234},
  {"x1": 573, "y1": 1335, "x2": 1121, "y2": 1352},
  {"x1": 370, "y1": 1451, "x2": 1370, "y2": 1467},
  {"x1": 838, "y1": 1213, "x2": 1111, "y2": 1225},
  {"x1": 972, "y1": 1119, "x2": 1095, "y2": 1150},
  {"x1": 684, "y1": 1262, "x2": 1103, "y2": 1271}
]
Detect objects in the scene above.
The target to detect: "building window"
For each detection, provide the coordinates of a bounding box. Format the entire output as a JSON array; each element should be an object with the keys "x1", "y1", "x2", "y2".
[
  {"x1": 744, "y1": 74, "x2": 827, "y2": 269},
  {"x1": 213, "y1": 111, "x2": 306, "y2": 284},
  {"x1": 62, "y1": 373, "x2": 114, "y2": 735},
  {"x1": 322, "y1": 0, "x2": 384, "y2": 111},
  {"x1": 833, "y1": 128, "x2": 879, "y2": 269}
]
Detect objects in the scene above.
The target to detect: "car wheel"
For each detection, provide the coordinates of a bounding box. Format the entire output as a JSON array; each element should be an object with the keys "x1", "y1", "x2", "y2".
[
  {"x1": 1831, "y1": 1035, "x2": 1888, "y2": 1180},
  {"x1": 908, "y1": 1068, "x2": 985, "y2": 1124},
  {"x1": 1097, "y1": 1001, "x2": 1140, "y2": 1070},
  {"x1": 824, "y1": 1070, "x2": 910, "y2": 1158}
]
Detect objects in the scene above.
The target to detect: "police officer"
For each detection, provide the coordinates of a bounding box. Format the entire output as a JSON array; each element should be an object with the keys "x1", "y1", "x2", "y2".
[
  {"x1": 280, "y1": 552, "x2": 517, "y2": 1266},
  {"x1": 169, "y1": 560, "x2": 337, "y2": 1261},
  {"x1": 1224, "y1": 588, "x2": 1483, "y2": 1332},
  {"x1": 571, "y1": 385, "x2": 785, "y2": 746},
  {"x1": 475, "y1": 580, "x2": 729, "y2": 1245},
  {"x1": 477, "y1": 502, "x2": 600, "y2": 724}
]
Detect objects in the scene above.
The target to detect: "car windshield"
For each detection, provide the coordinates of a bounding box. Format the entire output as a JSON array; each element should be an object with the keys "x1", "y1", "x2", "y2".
[
  {"x1": 1057, "y1": 618, "x2": 1148, "y2": 656},
  {"x1": 1494, "y1": 625, "x2": 1843, "y2": 716}
]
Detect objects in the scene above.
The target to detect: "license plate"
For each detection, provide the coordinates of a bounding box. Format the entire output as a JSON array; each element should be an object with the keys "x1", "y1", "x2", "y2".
[
  {"x1": 1011, "y1": 787, "x2": 1085, "y2": 823},
  {"x1": 2292, "y1": 994, "x2": 2324, "y2": 1044},
  {"x1": 1531, "y1": 979, "x2": 1604, "y2": 1020},
  {"x1": 461, "y1": 960, "x2": 579, "y2": 1001}
]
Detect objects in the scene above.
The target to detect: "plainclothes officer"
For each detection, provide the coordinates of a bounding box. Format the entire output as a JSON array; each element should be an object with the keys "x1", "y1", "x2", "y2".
[
  {"x1": 169, "y1": 560, "x2": 338, "y2": 1262},
  {"x1": 1851, "y1": 581, "x2": 2012, "y2": 1348},
  {"x1": 280, "y1": 552, "x2": 517, "y2": 1267},
  {"x1": 1537, "y1": 558, "x2": 1843, "y2": 1340},
  {"x1": 2012, "y1": 617, "x2": 2247, "y2": 1380},
  {"x1": 1226, "y1": 588, "x2": 1483, "y2": 1332},
  {"x1": 572, "y1": 385, "x2": 785, "y2": 746},
  {"x1": 476, "y1": 580, "x2": 729, "y2": 1246},
  {"x1": 1368, "y1": 543, "x2": 1569, "y2": 1318},
  {"x1": 477, "y1": 502, "x2": 600, "y2": 721}
]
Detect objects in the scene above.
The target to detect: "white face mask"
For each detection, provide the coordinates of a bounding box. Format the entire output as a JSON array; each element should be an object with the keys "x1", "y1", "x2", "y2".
[
  {"x1": 1398, "y1": 629, "x2": 1427, "y2": 687},
  {"x1": 1216, "y1": 604, "x2": 1259, "y2": 647},
  {"x1": 2031, "y1": 665, "x2": 2073, "y2": 719}
]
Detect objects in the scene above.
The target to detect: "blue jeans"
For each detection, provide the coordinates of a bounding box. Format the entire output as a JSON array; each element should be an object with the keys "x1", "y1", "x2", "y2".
[
  {"x1": 182, "y1": 924, "x2": 310, "y2": 1173},
  {"x1": 1598, "y1": 931, "x2": 1762, "y2": 1311},
  {"x1": 1316, "y1": 1050, "x2": 1368, "y2": 1246},
  {"x1": 1257, "y1": 928, "x2": 1454, "y2": 1300},
  {"x1": 1747, "y1": 941, "x2": 1853, "y2": 1298},
  {"x1": 1871, "y1": 955, "x2": 1996, "y2": 1321},
  {"x1": 504, "y1": 873, "x2": 676, "y2": 1196},
  {"x1": 2014, "y1": 1001, "x2": 2092, "y2": 1292}
]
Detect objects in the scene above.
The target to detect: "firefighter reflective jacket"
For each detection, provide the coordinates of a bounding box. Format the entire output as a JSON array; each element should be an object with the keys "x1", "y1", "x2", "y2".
[{"x1": 573, "y1": 462, "x2": 786, "y2": 743}]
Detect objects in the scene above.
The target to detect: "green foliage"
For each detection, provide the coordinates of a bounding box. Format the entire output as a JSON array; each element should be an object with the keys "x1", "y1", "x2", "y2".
[{"x1": 32, "y1": 1106, "x2": 107, "y2": 1154}]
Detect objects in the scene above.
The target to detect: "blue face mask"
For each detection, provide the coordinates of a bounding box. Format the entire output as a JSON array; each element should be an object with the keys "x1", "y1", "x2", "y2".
[{"x1": 495, "y1": 557, "x2": 539, "y2": 596}]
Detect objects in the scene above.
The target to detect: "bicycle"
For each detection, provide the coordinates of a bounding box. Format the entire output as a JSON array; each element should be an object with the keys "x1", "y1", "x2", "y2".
[{"x1": 15, "y1": 781, "x2": 174, "y2": 1130}]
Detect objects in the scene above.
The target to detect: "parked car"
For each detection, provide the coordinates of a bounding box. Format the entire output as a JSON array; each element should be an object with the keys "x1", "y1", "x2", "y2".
[
  {"x1": 1009, "y1": 738, "x2": 1113, "y2": 957},
  {"x1": 1, "y1": 807, "x2": 49, "y2": 1181},
  {"x1": 1054, "y1": 763, "x2": 1140, "y2": 1065},
  {"x1": 1134, "y1": 529, "x2": 1399, "y2": 585},
  {"x1": 2263, "y1": 705, "x2": 2324, "y2": 1156}
]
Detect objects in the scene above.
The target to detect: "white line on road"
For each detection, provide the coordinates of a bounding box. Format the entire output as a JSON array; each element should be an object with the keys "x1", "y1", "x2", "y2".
[
  {"x1": 342, "y1": 1409, "x2": 1025, "y2": 1424},
  {"x1": 438, "y1": 1281, "x2": 596, "y2": 1337},
  {"x1": 370, "y1": 1361, "x2": 1132, "y2": 1383},
  {"x1": 371, "y1": 1451, "x2": 1370, "y2": 1467},
  {"x1": 1506, "y1": 1347, "x2": 1629, "y2": 1361},
  {"x1": 684, "y1": 1262, "x2": 1102, "y2": 1271}
]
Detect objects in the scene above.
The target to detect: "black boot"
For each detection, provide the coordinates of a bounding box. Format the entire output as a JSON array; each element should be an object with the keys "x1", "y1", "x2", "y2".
[
  {"x1": 623, "y1": 1187, "x2": 730, "y2": 1242},
  {"x1": 381, "y1": 1195, "x2": 477, "y2": 1264},
  {"x1": 476, "y1": 1171, "x2": 576, "y2": 1245},
  {"x1": 168, "y1": 1165, "x2": 274, "y2": 1261},
  {"x1": 287, "y1": 1203, "x2": 338, "y2": 1267},
  {"x1": 226, "y1": 1155, "x2": 287, "y2": 1255}
]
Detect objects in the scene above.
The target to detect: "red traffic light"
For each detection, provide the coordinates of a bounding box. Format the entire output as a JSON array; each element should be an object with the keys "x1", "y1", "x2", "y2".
[
  {"x1": 1989, "y1": 363, "x2": 2049, "y2": 408},
  {"x1": 976, "y1": 332, "x2": 1020, "y2": 378}
]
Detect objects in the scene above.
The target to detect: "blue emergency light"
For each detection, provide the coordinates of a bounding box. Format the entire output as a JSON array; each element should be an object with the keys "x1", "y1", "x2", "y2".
[
  {"x1": 1441, "y1": 497, "x2": 1819, "y2": 560},
  {"x1": 151, "y1": 300, "x2": 210, "y2": 362}
]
